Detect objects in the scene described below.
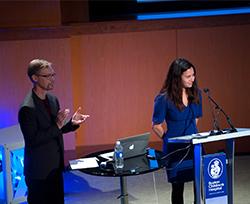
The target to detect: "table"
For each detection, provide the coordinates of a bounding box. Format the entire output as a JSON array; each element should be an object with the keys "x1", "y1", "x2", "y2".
[{"x1": 70, "y1": 148, "x2": 165, "y2": 204}]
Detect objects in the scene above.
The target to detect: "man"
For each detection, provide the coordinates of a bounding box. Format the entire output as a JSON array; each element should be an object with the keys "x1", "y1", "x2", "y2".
[{"x1": 18, "y1": 59, "x2": 89, "y2": 204}]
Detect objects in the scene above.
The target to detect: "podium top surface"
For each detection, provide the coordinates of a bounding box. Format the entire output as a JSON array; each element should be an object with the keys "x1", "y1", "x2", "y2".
[
  {"x1": 0, "y1": 124, "x2": 24, "y2": 149},
  {"x1": 168, "y1": 128, "x2": 250, "y2": 144}
]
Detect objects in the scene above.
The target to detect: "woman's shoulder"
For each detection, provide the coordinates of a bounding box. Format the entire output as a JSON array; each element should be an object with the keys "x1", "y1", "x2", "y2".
[
  {"x1": 154, "y1": 92, "x2": 171, "y2": 106},
  {"x1": 198, "y1": 88, "x2": 202, "y2": 95},
  {"x1": 154, "y1": 92, "x2": 168, "y2": 101},
  {"x1": 197, "y1": 88, "x2": 203, "y2": 101}
]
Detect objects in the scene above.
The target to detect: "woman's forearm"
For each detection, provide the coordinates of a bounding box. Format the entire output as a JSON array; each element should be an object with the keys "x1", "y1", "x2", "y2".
[{"x1": 152, "y1": 123, "x2": 165, "y2": 139}]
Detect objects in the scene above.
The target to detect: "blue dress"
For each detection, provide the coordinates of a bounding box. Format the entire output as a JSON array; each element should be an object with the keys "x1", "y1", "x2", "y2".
[{"x1": 152, "y1": 92, "x2": 202, "y2": 183}]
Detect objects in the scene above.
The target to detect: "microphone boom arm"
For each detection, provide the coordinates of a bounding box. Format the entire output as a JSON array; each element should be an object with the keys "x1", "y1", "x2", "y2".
[{"x1": 204, "y1": 89, "x2": 237, "y2": 133}]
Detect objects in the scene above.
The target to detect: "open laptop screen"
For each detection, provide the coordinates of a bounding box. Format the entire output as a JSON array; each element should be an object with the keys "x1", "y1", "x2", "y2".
[{"x1": 118, "y1": 132, "x2": 150, "y2": 159}]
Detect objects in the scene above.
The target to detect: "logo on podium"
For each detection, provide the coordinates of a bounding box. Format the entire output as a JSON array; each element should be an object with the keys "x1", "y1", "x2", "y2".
[
  {"x1": 208, "y1": 158, "x2": 223, "y2": 179},
  {"x1": 203, "y1": 153, "x2": 227, "y2": 202}
]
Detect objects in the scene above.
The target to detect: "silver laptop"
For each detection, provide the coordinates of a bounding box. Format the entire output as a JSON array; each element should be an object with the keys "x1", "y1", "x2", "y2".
[{"x1": 118, "y1": 132, "x2": 150, "y2": 159}]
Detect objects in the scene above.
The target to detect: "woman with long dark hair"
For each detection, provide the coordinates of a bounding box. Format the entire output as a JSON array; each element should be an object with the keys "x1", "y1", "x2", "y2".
[{"x1": 152, "y1": 58, "x2": 202, "y2": 204}]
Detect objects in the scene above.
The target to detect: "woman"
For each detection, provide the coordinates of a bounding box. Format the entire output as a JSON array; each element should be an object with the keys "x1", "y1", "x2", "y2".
[{"x1": 152, "y1": 58, "x2": 202, "y2": 204}]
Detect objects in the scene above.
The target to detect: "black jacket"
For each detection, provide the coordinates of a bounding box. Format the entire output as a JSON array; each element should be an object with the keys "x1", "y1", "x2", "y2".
[{"x1": 18, "y1": 91, "x2": 78, "y2": 179}]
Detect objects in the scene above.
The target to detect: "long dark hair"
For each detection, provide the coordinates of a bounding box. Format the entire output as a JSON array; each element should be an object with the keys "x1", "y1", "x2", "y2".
[{"x1": 160, "y1": 58, "x2": 200, "y2": 110}]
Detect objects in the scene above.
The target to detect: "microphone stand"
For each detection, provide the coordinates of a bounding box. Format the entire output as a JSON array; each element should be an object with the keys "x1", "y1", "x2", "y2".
[
  {"x1": 203, "y1": 89, "x2": 237, "y2": 133},
  {"x1": 205, "y1": 89, "x2": 223, "y2": 135}
]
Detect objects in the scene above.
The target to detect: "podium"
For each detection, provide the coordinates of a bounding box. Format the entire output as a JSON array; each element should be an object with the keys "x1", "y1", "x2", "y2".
[{"x1": 168, "y1": 128, "x2": 250, "y2": 204}]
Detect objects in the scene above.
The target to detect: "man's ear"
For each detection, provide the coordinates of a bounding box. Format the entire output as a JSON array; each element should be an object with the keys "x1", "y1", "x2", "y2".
[{"x1": 31, "y1": 75, "x2": 38, "y2": 82}]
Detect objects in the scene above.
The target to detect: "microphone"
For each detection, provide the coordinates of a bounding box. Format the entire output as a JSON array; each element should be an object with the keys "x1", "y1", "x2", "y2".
[
  {"x1": 203, "y1": 88, "x2": 209, "y2": 93},
  {"x1": 203, "y1": 88, "x2": 237, "y2": 133}
]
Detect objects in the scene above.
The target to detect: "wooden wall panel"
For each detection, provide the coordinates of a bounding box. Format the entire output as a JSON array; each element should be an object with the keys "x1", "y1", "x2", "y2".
[
  {"x1": 177, "y1": 24, "x2": 250, "y2": 153},
  {"x1": 70, "y1": 35, "x2": 86, "y2": 146},
  {"x1": 0, "y1": 1, "x2": 61, "y2": 28},
  {"x1": 0, "y1": 38, "x2": 75, "y2": 150},
  {"x1": 61, "y1": 1, "x2": 89, "y2": 24},
  {"x1": 72, "y1": 30, "x2": 177, "y2": 146}
]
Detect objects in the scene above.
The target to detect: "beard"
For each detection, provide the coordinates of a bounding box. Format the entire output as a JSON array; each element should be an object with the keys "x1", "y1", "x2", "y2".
[
  {"x1": 46, "y1": 83, "x2": 54, "y2": 90},
  {"x1": 37, "y1": 82, "x2": 54, "y2": 91}
]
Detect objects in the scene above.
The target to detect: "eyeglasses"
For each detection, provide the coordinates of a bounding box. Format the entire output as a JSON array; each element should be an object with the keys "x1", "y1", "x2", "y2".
[{"x1": 36, "y1": 73, "x2": 56, "y2": 79}]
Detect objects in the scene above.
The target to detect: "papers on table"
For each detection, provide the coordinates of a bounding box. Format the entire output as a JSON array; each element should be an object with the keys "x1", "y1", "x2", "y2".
[
  {"x1": 69, "y1": 151, "x2": 115, "y2": 170},
  {"x1": 69, "y1": 157, "x2": 99, "y2": 170},
  {"x1": 99, "y1": 151, "x2": 114, "y2": 161}
]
